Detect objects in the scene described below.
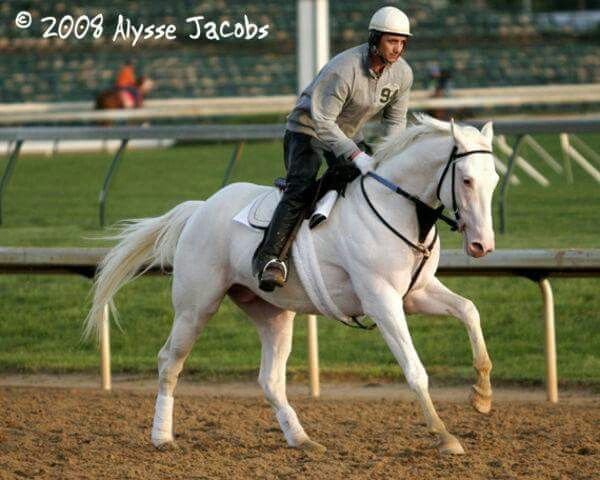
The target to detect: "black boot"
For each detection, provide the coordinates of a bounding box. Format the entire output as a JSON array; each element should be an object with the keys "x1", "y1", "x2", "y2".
[
  {"x1": 252, "y1": 196, "x2": 306, "y2": 292},
  {"x1": 253, "y1": 130, "x2": 324, "y2": 291}
]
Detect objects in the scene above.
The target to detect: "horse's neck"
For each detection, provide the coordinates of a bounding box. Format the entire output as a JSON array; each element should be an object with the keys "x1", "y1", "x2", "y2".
[{"x1": 376, "y1": 136, "x2": 451, "y2": 207}]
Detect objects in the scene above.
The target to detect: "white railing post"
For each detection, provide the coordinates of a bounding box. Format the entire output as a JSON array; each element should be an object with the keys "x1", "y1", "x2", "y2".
[
  {"x1": 100, "y1": 303, "x2": 112, "y2": 391},
  {"x1": 523, "y1": 135, "x2": 563, "y2": 173},
  {"x1": 559, "y1": 133, "x2": 574, "y2": 183},
  {"x1": 539, "y1": 279, "x2": 558, "y2": 403},
  {"x1": 307, "y1": 314, "x2": 320, "y2": 398}
]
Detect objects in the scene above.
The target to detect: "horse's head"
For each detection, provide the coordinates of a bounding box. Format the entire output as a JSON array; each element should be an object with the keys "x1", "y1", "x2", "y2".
[
  {"x1": 438, "y1": 119, "x2": 499, "y2": 258},
  {"x1": 137, "y1": 76, "x2": 155, "y2": 94},
  {"x1": 373, "y1": 114, "x2": 499, "y2": 258}
]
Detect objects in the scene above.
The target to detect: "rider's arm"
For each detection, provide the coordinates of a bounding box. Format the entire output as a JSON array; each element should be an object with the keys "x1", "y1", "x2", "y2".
[
  {"x1": 382, "y1": 65, "x2": 413, "y2": 138},
  {"x1": 310, "y1": 72, "x2": 359, "y2": 161}
]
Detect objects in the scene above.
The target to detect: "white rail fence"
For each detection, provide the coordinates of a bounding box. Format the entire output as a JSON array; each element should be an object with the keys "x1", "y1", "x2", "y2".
[
  {"x1": 1, "y1": 247, "x2": 598, "y2": 402},
  {"x1": 1, "y1": 118, "x2": 599, "y2": 401},
  {"x1": 1, "y1": 84, "x2": 599, "y2": 124},
  {"x1": 1, "y1": 117, "x2": 599, "y2": 231}
]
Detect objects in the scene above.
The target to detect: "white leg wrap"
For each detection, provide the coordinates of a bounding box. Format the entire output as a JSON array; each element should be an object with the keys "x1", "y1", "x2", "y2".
[
  {"x1": 276, "y1": 405, "x2": 309, "y2": 446},
  {"x1": 151, "y1": 394, "x2": 174, "y2": 446}
]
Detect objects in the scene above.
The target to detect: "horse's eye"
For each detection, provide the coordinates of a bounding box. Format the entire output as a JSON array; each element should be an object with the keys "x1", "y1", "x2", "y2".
[{"x1": 463, "y1": 178, "x2": 473, "y2": 187}]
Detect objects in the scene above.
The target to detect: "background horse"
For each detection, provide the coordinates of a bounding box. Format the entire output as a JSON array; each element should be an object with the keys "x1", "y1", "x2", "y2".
[
  {"x1": 95, "y1": 76, "x2": 154, "y2": 110},
  {"x1": 85, "y1": 115, "x2": 498, "y2": 455}
]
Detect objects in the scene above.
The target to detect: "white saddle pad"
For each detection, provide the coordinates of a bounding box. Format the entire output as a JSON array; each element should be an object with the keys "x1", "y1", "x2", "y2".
[
  {"x1": 232, "y1": 188, "x2": 355, "y2": 325},
  {"x1": 233, "y1": 188, "x2": 338, "y2": 231}
]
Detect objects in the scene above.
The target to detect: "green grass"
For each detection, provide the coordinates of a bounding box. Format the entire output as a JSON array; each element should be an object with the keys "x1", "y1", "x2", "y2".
[{"x1": 0, "y1": 134, "x2": 598, "y2": 386}]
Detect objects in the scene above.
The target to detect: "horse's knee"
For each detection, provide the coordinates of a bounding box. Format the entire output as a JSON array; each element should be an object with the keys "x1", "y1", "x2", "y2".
[{"x1": 460, "y1": 299, "x2": 480, "y2": 326}]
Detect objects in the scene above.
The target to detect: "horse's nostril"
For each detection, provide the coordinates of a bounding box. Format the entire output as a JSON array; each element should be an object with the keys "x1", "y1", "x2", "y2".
[{"x1": 469, "y1": 242, "x2": 485, "y2": 255}]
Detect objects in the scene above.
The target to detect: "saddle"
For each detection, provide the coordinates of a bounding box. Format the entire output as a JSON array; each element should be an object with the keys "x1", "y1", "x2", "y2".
[
  {"x1": 242, "y1": 179, "x2": 340, "y2": 231},
  {"x1": 256, "y1": 161, "x2": 360, "y2": 229},
  {"x1": 247, "y1": 188, "x2": 281, "y2": 229}
]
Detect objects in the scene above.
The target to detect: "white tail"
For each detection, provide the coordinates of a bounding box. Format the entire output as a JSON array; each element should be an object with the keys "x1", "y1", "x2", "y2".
[{"x1": 83, "y1": 200, "x2": 204, "y2": 340}]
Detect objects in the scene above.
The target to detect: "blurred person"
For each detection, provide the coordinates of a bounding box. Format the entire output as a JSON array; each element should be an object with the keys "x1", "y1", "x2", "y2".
[
  {"x1": 427, "y1": 63, "x2": 452, "y2": 97},
  {"x1": 427, "y1": 62, "x2": 441, "y2": 91},
  {"x1": 427, "y1": 64, "x2": 453, "y2": 120},
  {"x1": 95, "y1": 60, "x2": 154, "y2": 111},
  {"x1": 253, "y1": 6, "x2": 414, "y2": 291},
  {"x1": 115, "y1": 60, "x2": 142, "y2": 108},
  {"x1": 437, "y1": 68, "x2": 452, "y2": 96}
]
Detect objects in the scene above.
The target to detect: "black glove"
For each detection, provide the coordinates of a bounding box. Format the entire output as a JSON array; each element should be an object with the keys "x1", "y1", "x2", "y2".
[{"x1": 321, "y1": 161, "x2": 361, "y2": 197}]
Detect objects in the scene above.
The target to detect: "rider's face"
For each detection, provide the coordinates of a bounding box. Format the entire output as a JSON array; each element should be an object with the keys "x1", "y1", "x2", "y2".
[{"x1": 378, "y1": 34, "x2": 407, "y2": 63}]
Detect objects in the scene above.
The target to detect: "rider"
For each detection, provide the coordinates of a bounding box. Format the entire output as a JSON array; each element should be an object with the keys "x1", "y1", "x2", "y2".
[
  {"x1": 252, "y1": 6, "x2": 414, "y2": 292},
  {"x1": 115, "y1": 60, "x2": 142, "y2": 108}
]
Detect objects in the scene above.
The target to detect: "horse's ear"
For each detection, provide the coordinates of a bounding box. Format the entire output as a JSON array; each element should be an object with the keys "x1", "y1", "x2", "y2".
[
  {"x1": 450, "y1": 118, "x2": 469, "y2": 148},
  {"x1": 481, "y1": 121, "x2": 494, "y2": 143}
]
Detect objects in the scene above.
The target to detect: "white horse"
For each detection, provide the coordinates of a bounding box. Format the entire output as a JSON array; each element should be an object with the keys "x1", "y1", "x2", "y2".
[{"x1": 85, "y1": 114, "x2": 498, "y2": 455}]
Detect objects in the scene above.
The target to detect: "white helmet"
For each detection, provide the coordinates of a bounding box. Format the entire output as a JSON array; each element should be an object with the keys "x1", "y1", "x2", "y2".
[{"x1": 369, "y1": 6, "x2": 412, "y2": 37}]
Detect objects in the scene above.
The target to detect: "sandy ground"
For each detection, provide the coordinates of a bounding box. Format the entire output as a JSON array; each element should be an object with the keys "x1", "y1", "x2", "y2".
[{"x1": 0, "y1": 375, "x2": 598, "y2": 479}]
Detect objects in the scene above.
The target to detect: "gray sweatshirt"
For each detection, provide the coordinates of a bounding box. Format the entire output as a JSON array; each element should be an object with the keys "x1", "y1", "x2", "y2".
[{"x1": 286, "y1": 43, "x2": 413, "y2": 160}]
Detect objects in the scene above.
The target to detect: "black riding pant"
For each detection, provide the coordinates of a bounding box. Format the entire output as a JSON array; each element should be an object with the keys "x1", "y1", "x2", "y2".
[
  {"x1": 253, "y1": 130, "x2": 335, "y2": 271},
  {"x1": 282, "y1": 130, "x2": 334, "y2": 221}
]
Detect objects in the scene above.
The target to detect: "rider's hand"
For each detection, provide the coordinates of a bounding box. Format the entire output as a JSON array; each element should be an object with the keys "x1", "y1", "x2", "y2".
[
  {"x1": 351, "y1": 151, "x2": 375, "y2": 175},
  {"x1": 322, "y1": 161, "x2": 360, "y2": 198}
]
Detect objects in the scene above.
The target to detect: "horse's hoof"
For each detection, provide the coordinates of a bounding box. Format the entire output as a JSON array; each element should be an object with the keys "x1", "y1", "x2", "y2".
[
  {"x1": 153, "y1": 439, "x2": 179, "y2": 451},
  {"x1": 298, "y1": 439, "x2": 327, "y2": 454},
  {"x1": 438, "y1": 433, "x2": 465, "y2": 455},
  {"x1": 470, "y1": 386, "x2": 492, "y2": 414}
]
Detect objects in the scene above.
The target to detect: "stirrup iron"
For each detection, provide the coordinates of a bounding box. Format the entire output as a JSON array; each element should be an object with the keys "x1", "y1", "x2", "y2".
[
  {"x1": 258, "y1": 258, "x2": 288, "y2": 291},
  {"x1": 263, "y1": 258, "x2": 288, "y2": 281}
]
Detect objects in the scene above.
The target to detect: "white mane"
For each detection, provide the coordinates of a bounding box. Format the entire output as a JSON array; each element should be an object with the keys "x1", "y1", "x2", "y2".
[{"x1": 373, "y1": 113, "x2": 452, "y2": 165}]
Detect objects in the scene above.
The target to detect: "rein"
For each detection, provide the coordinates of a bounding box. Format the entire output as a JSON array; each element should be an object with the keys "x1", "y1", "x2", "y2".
[
  {"x1": 334, "y1": 145, "x2": 493, "y2": 331},
  {"x1": 360, "y1": 145, "x2": 493, "y2": 297}
]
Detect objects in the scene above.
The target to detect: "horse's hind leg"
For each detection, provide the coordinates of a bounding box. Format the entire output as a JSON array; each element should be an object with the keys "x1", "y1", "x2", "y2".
[
  {"x1": 151, "y1": 273, "x2": 227, "y2": 449},
  {"x1": 404, "y1": 276, "x2": 493, "y2": 414},
  {"x1": 230, "y1": 294, "x2": 326, "y2": 453}
]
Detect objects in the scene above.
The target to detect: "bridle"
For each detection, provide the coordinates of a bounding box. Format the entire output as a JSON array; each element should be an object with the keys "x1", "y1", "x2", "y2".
[
  {"x1": 364, "y1": 145, "x2": 493, "y2": 235},
  {"x1": 338, "y1": 144, "x2": 492, "y2": 331},
  {"x1": 435, "y1": 146, "x2": 493, "y2": 230},
  {"x1": 359, "y1": 144, "x2": 493, "y2": 298}
]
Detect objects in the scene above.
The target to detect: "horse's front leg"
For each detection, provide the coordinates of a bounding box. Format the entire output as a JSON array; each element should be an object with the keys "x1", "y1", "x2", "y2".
[
  {"x1": 404, "y1": 276, "x2": 492, "y2": 414},
  {"x1": 359, "y1": 278, "x2": 465, "y2": 455}
]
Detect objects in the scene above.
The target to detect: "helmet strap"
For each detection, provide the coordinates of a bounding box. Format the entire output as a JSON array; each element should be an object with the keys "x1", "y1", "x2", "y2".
[
  {"x1": 368, "y1": 31, "x2": 405, "y2": 66},
  {"x1": 368, "y1": 31, "x2": 390, "y2": 66}
]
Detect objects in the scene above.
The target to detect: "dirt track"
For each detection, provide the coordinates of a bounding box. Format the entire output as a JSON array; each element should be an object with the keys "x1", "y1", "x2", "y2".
[{"x1": 0, "y1": 379, "x2": 598, "y2": 479}]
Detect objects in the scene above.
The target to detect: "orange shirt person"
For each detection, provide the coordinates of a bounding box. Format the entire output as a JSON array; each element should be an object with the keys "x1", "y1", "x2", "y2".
[
  {"x1": 115, "y1": 62, "x2": 136, "y2": 88},
  {"x1": 115, "y1": 61, "x2": 138, "y2": 108}
]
